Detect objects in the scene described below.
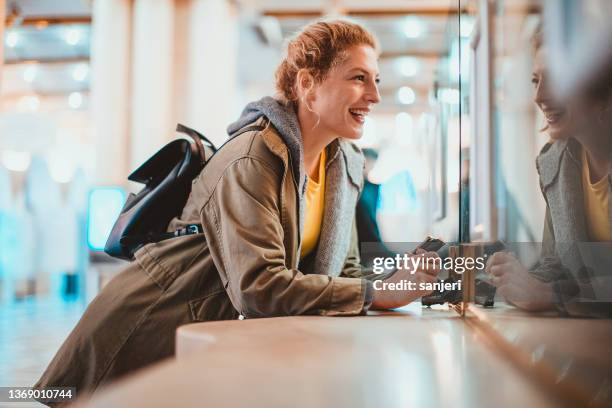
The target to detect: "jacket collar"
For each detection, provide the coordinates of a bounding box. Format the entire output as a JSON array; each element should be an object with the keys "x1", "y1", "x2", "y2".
[
  {"x1": 536, "y1": 138, "x2": 581, "y2": 190},
  {"x1": 326, "y1": 139, "x2": 364, "y2": 190},
  {"x1": 259, "y1": 118, "x2": 289, "y2": 165},
  {"x1": 260, "y1": 120, "x2": 364, "y2": 191}
]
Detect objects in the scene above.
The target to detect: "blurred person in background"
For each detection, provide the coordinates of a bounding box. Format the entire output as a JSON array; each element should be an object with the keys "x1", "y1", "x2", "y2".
[
  {"x1": 35, "y1": 19, "x2": 440, "y2": 402},
  {"x1": 486, "y1": 29, "x2": 612, "y2": 315},
  {"x1": 356, "y1": 148, "x2": 382, "y2": 246},
  {"x1": 355, "y1": 148, "x2": 394, "y2": 266}
]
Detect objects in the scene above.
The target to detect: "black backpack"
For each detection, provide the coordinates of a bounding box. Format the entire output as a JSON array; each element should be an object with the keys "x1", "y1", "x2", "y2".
[
  {"x1": 104, "y1": 123, "x2": 263, "y2": 260},
  {"x1": 103, "y1": 124, "x2": 214, "y2": 260}
]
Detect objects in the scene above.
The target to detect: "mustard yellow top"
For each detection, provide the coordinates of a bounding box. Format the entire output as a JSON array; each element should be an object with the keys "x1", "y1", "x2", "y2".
[
  {"x1": 300, "y1": 148, "x2": 327, "y2": 259},
  {"x1": 582, "y1": 149, "x2": 611, "y2": 242}
]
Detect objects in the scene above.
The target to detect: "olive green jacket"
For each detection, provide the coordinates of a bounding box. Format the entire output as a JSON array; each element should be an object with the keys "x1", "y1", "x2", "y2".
[{"x1": 35, "y1": 117, "x2": 380, "y2": 402}]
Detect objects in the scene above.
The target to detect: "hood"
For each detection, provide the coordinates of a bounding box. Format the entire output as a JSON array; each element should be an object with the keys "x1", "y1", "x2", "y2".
[{"x1": 227, "y1": 96, "x2": 304, "y2": 182}]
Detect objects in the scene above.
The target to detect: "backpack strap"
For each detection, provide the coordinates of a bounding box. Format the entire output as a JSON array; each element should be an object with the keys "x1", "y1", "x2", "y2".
[
  {"x1": 176, "y1": 123, "x2": 216, "y2": 149},
  {"x1": 177, "y1": 123, "x2": 217, "y2": 163},
  {"x1": 120, "y1": 224, "x2": 204, "y2": 249}
]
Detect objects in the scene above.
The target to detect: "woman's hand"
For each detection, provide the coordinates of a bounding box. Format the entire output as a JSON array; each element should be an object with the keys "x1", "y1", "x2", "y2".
[
  {"x1": 485, "y1": 252, "x2": 555, "y2": 312},
  {"x1": 371, "y1": 249, "x2": 442, "y2": 310}
]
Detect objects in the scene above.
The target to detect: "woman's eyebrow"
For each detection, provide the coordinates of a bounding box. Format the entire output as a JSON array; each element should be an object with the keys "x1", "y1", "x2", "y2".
[{"x1": 347, "y1": 67, "x2": 380, "y2": 77}]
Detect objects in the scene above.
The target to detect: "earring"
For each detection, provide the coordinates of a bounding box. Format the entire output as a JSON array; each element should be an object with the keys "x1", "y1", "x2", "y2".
[{"x1": 299, "y1": 95, "x2": 312, "y2": 113}]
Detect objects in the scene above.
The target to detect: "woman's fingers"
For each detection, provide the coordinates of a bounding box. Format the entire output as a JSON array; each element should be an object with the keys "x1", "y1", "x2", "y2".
[
  {"x1": 491, "y1": 273, "x2": 510, "y2": 287},
  {"x1": 485, "y1": 252, "x2": 516, "y2": 274},
  {"x1": 497, "y1": 283, "x2": 523, "y2": 302},
  {"x1": 488, "y1": 262, "x2": 514, "y2": 277}
]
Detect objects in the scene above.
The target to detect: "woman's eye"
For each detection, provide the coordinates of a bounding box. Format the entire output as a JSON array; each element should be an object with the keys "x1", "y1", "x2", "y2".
[
  {"x1": 531, "y1": 77, "x2": 539, "y2": 87},
  {"x1": 375, "y1": 78, "x2": 380, "y2": 84},
  {"x1": 354, "y1": 75, "x2": 365, "y2": 82}
]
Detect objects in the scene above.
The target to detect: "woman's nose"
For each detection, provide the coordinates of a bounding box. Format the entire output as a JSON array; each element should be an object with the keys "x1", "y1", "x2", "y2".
[
  {"x1": 534, "y1": 75, "x2": 550, "y2": 106},
  {"x1": 367, "y1": 81, "x2": 381, "y2": 104}
]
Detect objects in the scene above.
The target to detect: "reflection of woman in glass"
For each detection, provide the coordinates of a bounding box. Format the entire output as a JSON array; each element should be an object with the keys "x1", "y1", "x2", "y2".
[
  {"x1": 36, "y1": 20, "x2": 440, "y2": 397},
  {"x1": 486, "y1": 30, "x2": 612, "y2": 313}
]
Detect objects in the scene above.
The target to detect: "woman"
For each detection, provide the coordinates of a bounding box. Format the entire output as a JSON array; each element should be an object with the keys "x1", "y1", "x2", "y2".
[
  {"x1": 486, "y1": 30, "x2": 612, "y2": 314},
  {"x1": 35, "y1": 20, "x2": 440, "y2": 402}
]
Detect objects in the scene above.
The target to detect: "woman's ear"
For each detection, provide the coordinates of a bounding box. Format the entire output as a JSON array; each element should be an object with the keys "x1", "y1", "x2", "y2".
[{"x1": 296, "y1": 69, "x2": 314, "y2": 101}]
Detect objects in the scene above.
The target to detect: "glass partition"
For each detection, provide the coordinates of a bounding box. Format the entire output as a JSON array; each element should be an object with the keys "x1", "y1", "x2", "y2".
[{"x1": 460, "y1": 1, "x2": 612, "y2": 405}]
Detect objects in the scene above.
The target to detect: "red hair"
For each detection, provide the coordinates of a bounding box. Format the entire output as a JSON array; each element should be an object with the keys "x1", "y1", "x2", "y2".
[{"x1": 275, "y1": 20, "x2": 378, "y2": 104}]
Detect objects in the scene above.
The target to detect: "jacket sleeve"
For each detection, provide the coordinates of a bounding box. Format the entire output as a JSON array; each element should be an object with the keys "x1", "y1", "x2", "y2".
[
  {"x1": 200, "y1": 156, "x2": 368, "y2": 318},
  {"x1": 339, "y1": 218, "x2": 397, "y2": 310},
  {"x1": 531, "y1": 209, "x2": 562, "y2": 281},
  {"x1": 530, "y1": 208, "x2": 579, "y2": 310},
  {"x1": 531, "y1": 210, "x2": 573, "y2": 281},
  {"x1": 340, "y1": 218, "x2": 396, "y2": 281}
]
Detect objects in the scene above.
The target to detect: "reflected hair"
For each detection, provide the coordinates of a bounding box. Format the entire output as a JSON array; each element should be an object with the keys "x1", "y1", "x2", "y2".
[{"x1": 275, "y1": 19, "x2": 379, "y2": 105}]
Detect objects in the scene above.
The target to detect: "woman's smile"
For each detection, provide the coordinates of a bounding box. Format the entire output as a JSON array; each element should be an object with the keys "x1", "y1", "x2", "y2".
[{"x1": 348, "y1": 107, "x2": 371, "y2": 124}]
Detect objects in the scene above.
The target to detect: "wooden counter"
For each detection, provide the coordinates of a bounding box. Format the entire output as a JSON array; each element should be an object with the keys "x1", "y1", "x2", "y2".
[
  {"x1": 466, "y1": 304, "x2": 612, "y2": 407},
  {"x1": 75, "y1": 306, "x2": 560, "y2": 408}
]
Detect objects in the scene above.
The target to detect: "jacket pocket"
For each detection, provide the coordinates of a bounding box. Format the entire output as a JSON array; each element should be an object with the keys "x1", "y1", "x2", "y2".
[
  {"x1": 135, "y1": 234, "x2": 206, "y2": 291},
  {"x1": 188, "y1": 288, "x2": 236, "y2": 322}
]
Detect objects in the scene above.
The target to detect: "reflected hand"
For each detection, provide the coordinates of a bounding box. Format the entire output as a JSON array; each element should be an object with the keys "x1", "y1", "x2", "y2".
[{"x1": 485, "y1": 252, "x2": 555, "y2": 312}]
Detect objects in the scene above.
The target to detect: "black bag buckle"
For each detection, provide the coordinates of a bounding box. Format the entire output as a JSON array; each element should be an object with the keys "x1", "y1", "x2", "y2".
[
  {"x1": 174, "y1": 224, "x2": 203, "y2": 237},
  {"x1": 187, "y1": 224, "x2": 202, "y2": 234}
]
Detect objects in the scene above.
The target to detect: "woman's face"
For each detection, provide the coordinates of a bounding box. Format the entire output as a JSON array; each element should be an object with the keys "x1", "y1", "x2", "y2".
[
  {"x1": 308, "y1": 45, "x2": 381, "y2": 140},
  {"x1": 532, "y1": 48, "x2": 573, "y2": 140}
]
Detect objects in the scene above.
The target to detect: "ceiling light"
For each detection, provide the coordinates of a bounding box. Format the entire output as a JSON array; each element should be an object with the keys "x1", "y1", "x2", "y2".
[
  {"x1": 65, "y1": 28, "x2": 81, "y2": 46},
  {"x1": 402, "y1": 17, "x2": 424, "y2": 39},
  {"x1": 23, "y1": 65, "x2": 37, "y2": 83},
  {"x1": 397, "y1": 57, "x2": 420, "y2": 77},
  {"x1": 68, "y1": 92, "x2": 83, "y2": 109},
  {"x1": 6, "y1": 31, "x2": 18, "y2": 48},
  {"x1": 397, "y1": 87, "x2": 416, "y2": 105},
  {"x1": 72, "y1": 63, "x2": 89, "y2": 82}
]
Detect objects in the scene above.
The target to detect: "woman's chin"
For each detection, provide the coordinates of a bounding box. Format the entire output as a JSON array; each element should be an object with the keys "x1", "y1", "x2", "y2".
[
  {"x1": 548, "y1": 126, "x2": 570, "y2": 141},
  {"x1": 344, "y1": 132, "x2": 362, "y2": 140},
  {"x1": 546, "y1": 115, "x2": 573, "y2": 141},
  {"x1": 340, "y1": 125, "x2": 364, "y2": 140}
]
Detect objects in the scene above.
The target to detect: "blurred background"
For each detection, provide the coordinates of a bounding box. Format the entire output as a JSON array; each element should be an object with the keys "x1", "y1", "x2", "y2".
[
  {"x1": 1, "y1": 0, "x2": 611, "y2": 395},
  {"x1": 0, "y1": 0, "x2": 469, "y2": 307}
]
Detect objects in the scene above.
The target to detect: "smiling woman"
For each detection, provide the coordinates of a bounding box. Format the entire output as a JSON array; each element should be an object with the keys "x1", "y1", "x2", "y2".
[
  {"x1": 34, "y1": 19, "x2": 441, "y2": 400},
  {"x1": 274, "y1": 20, "x2": 381, "y2": 176}
]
